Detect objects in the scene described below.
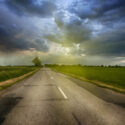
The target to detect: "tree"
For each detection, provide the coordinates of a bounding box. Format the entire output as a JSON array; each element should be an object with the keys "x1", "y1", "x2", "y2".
[{"x1": 32, "y1": 57, "x2": 42, "y2": 66}]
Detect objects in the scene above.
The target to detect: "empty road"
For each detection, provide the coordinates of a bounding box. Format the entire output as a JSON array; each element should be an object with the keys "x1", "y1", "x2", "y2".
[{"x1": 0, "y1": 68, "x2": 125, "y2": 125}]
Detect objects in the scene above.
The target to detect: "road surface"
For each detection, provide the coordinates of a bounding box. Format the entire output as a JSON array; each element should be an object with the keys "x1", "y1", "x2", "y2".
[{"x1": 0, "y1": 68, "x2": 125, "y2": 125}]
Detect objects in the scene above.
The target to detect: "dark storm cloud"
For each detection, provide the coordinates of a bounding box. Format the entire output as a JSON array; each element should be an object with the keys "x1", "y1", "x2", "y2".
[
  {"x1": 0, "y1": 24, "x2": 49, "y2": 52},
  {"x1": 0, "y1": 36, "x2": 49, "y2": 52},
  {"x1": 45, "y1": 34, "x2": 61, "y2": 43},
  {"x1": 51, "y1": 11, "x2": 91, "y2": 46},
  {"x1": 0, "y1": 11, "x2": 29, "y2": 52},
  {"x1": 5, "y1": 0, "x2": 57, "y2": 17},
  {"x1": 34, "y1": 39, "x2": 49, "y2": 52},
  {"x1": 0, "y1": 5, "x2": 50, "y2": 53},
  {"x1": 55, "y1": 0, "x2": 125, "y2": 56},
  {"x1": 0, "y1": 25, "x2": 9, "y2": 36},
  {"x1": 70, "y1": 0, "x2": 125, "y2": 20},
  {"x1": 83, "y1": 25, "x2": 125, "y2": 56},
  {"x1": 0, "y1": 0, "x2": 125, "y2": 65},
  {"x1": 62, "y1": 23, "x2": 91, "y2": 45},
  {"x1": 0, "y1": 37, "x2": 30, "y2": 52}
]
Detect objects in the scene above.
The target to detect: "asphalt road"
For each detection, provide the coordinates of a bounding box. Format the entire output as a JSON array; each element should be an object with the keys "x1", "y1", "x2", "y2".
[{"x1": 0, "y1": 68, "x2": 125, "y2": 125}]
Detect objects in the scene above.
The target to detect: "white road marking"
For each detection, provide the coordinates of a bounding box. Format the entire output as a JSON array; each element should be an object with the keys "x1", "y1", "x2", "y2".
[{"x1": 57, "y1": 87, "x2": 68, "y2": 99}]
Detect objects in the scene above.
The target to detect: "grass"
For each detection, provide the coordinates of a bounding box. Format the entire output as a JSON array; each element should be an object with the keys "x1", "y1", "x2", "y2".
[
  {"x1": 0, "y1": 66, "x2": 39, "y2": 82},
  {"x1": 48, "y1": 65, "x2": 125, "y2": 93},
  {"x1": 0, "y1": 69, "x2": 39, "y2": 90},
  {"x1": 0, "y1": 66, "x2": 40, "y2": 90}
]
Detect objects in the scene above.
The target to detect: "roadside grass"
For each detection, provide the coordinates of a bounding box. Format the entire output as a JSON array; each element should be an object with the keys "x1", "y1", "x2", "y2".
[
  {"x1": 0, "y1": 66, "x2": 38, "y2": 82},
  {"x1": 48, "y1": 65, "x2": 125, "y2": 93},
  {"x1": 0, "y1": 68, "x2": 39, "y2": 90}
]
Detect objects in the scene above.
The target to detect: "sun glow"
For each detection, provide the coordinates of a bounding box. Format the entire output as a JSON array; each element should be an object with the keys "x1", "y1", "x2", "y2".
[{"x1": 65, "y1": 48, "x2": 70, "y2": 55}]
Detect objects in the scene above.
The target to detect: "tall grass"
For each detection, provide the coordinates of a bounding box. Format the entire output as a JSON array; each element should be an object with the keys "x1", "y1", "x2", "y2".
[
  {"x1": 0, "y1": 66, "x2": 38, "y2": 82},
  {"x1": 49, "y1": 65, "x2": 125, "y2": 90}
]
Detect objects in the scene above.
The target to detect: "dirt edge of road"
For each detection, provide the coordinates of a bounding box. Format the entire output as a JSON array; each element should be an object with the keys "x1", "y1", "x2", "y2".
[{"x1": 0, "y1": 69, "x2": 40, "y2": 90}]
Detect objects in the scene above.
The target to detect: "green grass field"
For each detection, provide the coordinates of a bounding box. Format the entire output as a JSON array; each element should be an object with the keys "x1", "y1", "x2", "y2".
[
  {"x1": 0, "y1": 66, "x2": 38, "y2": 82},
  {"x1": 48, "y1": 65, "x2": 125, "y2": 92}
]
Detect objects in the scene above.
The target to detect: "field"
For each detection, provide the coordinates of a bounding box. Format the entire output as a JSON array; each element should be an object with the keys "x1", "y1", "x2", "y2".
[
  {"x1": 0, "y1": 66, "x2": 38, "y2": 82},
  {"x1": 48, "y1": 65, "x2": 125, "y2": 92}
]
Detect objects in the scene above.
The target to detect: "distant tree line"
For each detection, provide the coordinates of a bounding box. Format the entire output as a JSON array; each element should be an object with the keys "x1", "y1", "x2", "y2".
[{"x1": 45, "y1": 64, "x2": 124, "y2": 68}]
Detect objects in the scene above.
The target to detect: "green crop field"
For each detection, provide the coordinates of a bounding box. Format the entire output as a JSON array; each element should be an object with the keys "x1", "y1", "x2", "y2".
[
  {"x1": 48, "y1": 65, "x2": 125, "y2": 92},
  {"x1": 0, "y1": 66, "x2": 38, "y2": 82}
]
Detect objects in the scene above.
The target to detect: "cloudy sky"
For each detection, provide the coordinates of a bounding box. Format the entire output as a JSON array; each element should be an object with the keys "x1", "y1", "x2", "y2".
[{"x1": 0, "y1": 0, "x2": 125, "y2": 65}]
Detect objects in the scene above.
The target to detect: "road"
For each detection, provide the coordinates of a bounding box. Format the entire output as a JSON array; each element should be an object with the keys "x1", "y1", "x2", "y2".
[{"x1": 0, "y1": 68, "x2": 125, "y2": 125}]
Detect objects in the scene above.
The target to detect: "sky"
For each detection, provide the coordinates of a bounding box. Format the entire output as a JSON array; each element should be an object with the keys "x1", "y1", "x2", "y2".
[{"x1": 0, "y1": 0, "x2": 125, "y2": 65}]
